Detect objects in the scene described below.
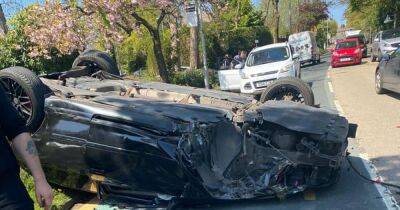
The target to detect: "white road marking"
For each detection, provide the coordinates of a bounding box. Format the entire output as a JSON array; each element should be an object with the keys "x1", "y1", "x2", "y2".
[
  {"x1": 327, "y1": 64, "x2": 398, "y2": 209},
  {"x1": 334, "y1": 100, "x2": 345, "y2": 116},
  {"x1": 328, "y1": 82, "x2": 334, "y2": 93}
]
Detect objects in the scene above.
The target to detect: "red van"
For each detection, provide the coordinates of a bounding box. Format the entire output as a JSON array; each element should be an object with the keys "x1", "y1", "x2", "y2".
[{"x1": 331, "y1": 38, "x2": 363, "y2": 68}]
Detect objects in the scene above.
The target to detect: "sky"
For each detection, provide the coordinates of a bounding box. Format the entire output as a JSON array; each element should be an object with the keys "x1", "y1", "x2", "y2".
[{"x1": 3, "y1": 0, "x2": 347, "y2": 25}]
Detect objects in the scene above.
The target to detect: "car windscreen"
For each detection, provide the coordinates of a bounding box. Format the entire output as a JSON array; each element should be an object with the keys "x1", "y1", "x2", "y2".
[
  {"x1": 336, "y1": 41, "x2": 357, "y2": 49},
  {"x1": 246, "y1": 47, "x2": 289, "y2": 67},
  {"x1": 347, "y1": 35, "x2": 365, "y2": 44},
  {"x1": 382, "y1": 29, "x2": 400, "y2": 40}
]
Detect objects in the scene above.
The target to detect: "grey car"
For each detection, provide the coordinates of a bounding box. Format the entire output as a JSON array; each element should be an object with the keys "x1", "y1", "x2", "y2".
[
  {"x1": 375, "y1": 48, "x2": 400, "y2": 94},
  {"x1": 371, "y1": 28, "x2": 400, "y2": 62}
]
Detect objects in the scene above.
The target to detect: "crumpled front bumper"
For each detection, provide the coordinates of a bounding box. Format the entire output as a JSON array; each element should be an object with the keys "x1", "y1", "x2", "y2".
[{"x1": 177, "y1": 101, "x2": 354, "y2": 200}]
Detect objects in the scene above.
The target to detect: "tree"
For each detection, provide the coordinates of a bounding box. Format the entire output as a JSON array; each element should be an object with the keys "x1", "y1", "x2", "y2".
[
  {"x1": 298, "y1": 1, "x2": 329, "y2": 32},
  {"x1": 345, "y1": 0, "x2": 400, "y2": 31},
  {"x1": 24, "y1": 0, "x2": 182, "y2": 82}
]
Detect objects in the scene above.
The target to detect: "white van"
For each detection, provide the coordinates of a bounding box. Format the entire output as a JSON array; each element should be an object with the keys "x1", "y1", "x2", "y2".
[
  {"x1": 218, "y1": 42, "x2": 300, "y2": 94},
  {"x1": 288, "y1": 31, "x2": 320, "y2": 65}
]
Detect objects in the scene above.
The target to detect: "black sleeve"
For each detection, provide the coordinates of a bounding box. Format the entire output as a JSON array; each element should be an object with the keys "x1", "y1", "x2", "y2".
[{"x1": 0, "y1": 86, "x2": 28, "y2": 140}]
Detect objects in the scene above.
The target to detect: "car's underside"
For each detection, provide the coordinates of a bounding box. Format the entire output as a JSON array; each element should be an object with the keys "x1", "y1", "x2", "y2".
[
  {"x1": 30, "y1": 75, "x2": 352, "y2": 202},
  {"x1": 0, "y1": 51, "x2": 356, "y2": 206}
]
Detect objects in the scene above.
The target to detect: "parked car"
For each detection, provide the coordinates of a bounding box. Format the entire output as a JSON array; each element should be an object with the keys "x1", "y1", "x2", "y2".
[
  {"x1": 219, "y1": 43, "x2": 301, "y2": 95},
  {"x1": 371, "y1": 28, "x2": 400, "y2": 62},
  {"x1": 288, "y1": 31, "x2": 321, "y2": 65},
  {"x1": 375, "y1": 48, "x2": 400, "y2": 94},
  {"x1": 331, "y1": 38, "x2": 363, "y2": 68},
  {"x1": 345, "y1": 30, "x2": 368, "y2": 58},
  {"x1": 0, "y1": 50, "x2": 355, "y2": 208}
]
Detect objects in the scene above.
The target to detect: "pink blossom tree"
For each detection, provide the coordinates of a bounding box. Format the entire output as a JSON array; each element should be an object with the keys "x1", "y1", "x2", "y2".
[{"x1": 25, "y1": 0, "x2": 181, "y2": 82}]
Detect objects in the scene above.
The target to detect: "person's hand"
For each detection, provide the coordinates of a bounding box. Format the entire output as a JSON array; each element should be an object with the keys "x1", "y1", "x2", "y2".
[{"x1": 34, "y1": 178, "x2": 54, "y2": 210}]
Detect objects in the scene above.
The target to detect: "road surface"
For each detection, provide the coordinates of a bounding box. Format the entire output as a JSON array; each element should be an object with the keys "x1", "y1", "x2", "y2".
[
  {"x1": 329, "y1": 58, "x2": 400, "y2": 203},
  {"x1": 72, "y1": 55, "x2": 399, "y2": 210}
]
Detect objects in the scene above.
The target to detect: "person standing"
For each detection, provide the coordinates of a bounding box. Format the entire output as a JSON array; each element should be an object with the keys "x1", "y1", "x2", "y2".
[{"x1": 0, "y1": 85, "x2": 53, "y2": 210}]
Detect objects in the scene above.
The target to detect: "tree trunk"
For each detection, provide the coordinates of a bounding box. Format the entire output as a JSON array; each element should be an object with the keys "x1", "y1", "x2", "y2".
[
  {"x1": 274, "y1": 0, "x2": 280, "y2": 43},
  {"x1": 170, "y1": 17, "x2": 181, "y2": 72},
  {"x1": 0, "y1": 4, "x2": 7, "y2": 37},
  {"x1": 190, "y1": 26, "x2": 200, "y2": 69},
  {"x1": 152, "y1": 31, "x2": 169, "y2": 83},
  {"x1": 131, "y1": 11, "x2": 169, "y2": 82}
]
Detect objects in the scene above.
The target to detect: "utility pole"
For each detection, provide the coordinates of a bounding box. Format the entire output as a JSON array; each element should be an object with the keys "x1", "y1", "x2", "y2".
[
  {"x1": 274, "y1": 0, "x2": 280, "y2": 43},
  {"x1": 326, "y1": 18, "x2": 329, "y2": 49},
  {"x1": 289, "y1": 0, "x2": 292, "y2": 34},
  {"x1": 186, "y1": 3, "x2": 199, "y2": 70},
  {"x1": 195, "y1": 0, "x2": 210, "y2": 89}
]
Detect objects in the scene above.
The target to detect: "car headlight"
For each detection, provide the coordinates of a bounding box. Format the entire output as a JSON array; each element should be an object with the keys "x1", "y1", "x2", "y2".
[
  {"x1": 279, "y1": 65, "x2": 292, "y2": 73},
  {"x1": 239, "y1": 70, "x2": 249, "y2": 79}
]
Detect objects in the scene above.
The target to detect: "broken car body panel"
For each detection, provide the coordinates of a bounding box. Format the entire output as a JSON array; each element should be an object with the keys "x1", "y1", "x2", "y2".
[{"x1": 31, "y1": 85, "x2": 351, "y2": 201}]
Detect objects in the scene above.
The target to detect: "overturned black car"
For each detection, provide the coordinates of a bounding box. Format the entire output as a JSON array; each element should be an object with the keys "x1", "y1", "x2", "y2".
[{"x1": 0, "y1": 50, "x2": 355, "y2": 206}]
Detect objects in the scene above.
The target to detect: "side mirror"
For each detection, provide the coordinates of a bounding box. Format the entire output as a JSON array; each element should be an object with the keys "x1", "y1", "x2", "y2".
[
  {"x1": 293, "y1": 53, "x2": 300, "y2": 59},
  {"x1": 382, "y1": 54, "x2": 391, "y2": 61},
  {"x1": 234, "y1": 63, "x2": 244, "y2": 69}
]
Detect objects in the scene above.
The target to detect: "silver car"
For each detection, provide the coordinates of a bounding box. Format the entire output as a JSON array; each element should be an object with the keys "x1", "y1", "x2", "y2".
[{"x1": 371, "y1": 28, "x2": 400, "y2": 61}]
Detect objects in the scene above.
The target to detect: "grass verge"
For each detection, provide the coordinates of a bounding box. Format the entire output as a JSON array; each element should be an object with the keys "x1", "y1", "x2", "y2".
[{"x1": 20, "y1": 169, "x2": 72, "y2": 210}]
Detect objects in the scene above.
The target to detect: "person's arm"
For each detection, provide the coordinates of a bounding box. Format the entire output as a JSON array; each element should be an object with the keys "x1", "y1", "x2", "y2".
[
  {"x1": 0, "y1": 86, "x2": 53, "y2": 209},
  {"x1": 12, "y1": 133, "x2": 53, "y2": 210}
]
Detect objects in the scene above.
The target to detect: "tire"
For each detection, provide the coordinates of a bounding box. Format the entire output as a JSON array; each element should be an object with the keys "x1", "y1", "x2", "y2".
[
  {"x1": 259, "y1": 77, "x2": 315, "y2": 106},
  {"x1": 375, "y1": 68, "x2": 386, "y2": 94},
  {"x1": 0, "y1": 67, "x2": 47, "y2": 132},
  {"x1": 371, "y1": 53, "x2": 376, "y2": 62},
  {"x1": 72, "y1": 50, "x2": 120, "y2": 76}
]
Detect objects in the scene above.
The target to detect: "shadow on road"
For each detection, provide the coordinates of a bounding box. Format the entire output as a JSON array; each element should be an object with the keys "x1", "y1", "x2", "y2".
[
  {"x1": 182, "y1": 155, "x2": 394, "y2": 210},
  {"x1": 301, "y1": 61, "x2": 327, "y2": 69},
  {"x1": 370, "y1": 155, "x2": 400, "y2": 201},
  {"x1": 384, "y1": 91, "x2": 400, "y2": 100}
]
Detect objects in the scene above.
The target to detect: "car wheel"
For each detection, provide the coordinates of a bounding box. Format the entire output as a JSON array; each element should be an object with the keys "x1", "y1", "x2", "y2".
[
  {"x1": 0, "y1": 67, "x2": 47, "y2": 132},
  {"x1": 72, "y1": 50, "x2": 120, "y2": 76},
  {"x1": 371, "y1": 53, "x2": 376, "y2": 62},
  {"x1": 375, "y1": 68, "x2": 386, "y2": 94},
  {"x1": 259, "y1": 77, "x2": 315, "y2": 106}
]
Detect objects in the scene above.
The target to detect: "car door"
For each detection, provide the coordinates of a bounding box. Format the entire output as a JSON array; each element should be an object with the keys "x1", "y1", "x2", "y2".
[
  {"x1": 372, "y1": 33, "x2": 381, "y2": 56},
  {"x1": 32, "y1": 103, "x2": 90, "y2": 189},
  {"x1": 218, "y1": 68, "x2": 241, "y2": 91}
]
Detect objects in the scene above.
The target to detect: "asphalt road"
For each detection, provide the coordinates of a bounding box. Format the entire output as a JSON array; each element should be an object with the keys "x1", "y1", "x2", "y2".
[
  {"x1": 329, "y1": 58, "x2": 400, "y2": 203},
  {"x1": 80, "y1": 55, "x2": 398, "y2": 210}
]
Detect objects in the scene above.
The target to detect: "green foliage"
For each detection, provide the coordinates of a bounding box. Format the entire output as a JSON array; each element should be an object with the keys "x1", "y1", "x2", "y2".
[
  {"x1": 171, "y1": 69, "x2": 207, "y2": 88},
  {"x1": 0, "y1": 7, "x2": 77, "y2": 74},
  {"x1": 205, "y1": 26, "x2": 273, "y2": 68},
  {"x1": 316, "y1": 19, "x2": 338, "y2": 49},
  {"x1": 171, "y1": 69, "x2": 219, "y2": 88},
  {"x1": 21, "y1": 169, "x2": 71, "y2": 210},
  {"x1": 347, "y1": 0, "x2": 400, "y2": 32}
]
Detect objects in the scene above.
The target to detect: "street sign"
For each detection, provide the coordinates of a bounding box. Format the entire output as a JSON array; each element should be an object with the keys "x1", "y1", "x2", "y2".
[{"x1": 184, "y1": 3, "x2": 198, "y2": 27}]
